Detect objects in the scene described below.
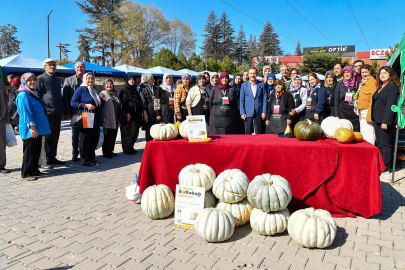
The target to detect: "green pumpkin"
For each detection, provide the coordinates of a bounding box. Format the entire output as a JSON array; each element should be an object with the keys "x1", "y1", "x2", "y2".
[{"x1": 294, "y1": 119, "x2": 322, "y2": 141}]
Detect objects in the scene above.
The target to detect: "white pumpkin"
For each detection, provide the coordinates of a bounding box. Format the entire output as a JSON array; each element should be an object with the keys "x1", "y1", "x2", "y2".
[
  {"x1": 247, "y1": 174, "x2": 292, "y2": 213},
  {"x1": 195, "y1": 208, "x2": 235, "y2": 242},
  {"x1": 216, "y1": 198, "x2": 254, "y2": 227},
  {"x1": 288, "y1": 207, "x2": 337, "y2": 248},
  {"x1": 141, "y1": 184, "x2": 175, "y2": 219},
  {"x1": 212, "y1": 169, "x2": 250, "y2": 203},
  {"x1": 204, "y1": 191, "x2": 217, "y2": 208},
  {"x1": 180, "y1": 120, "x2": 209, "y2": 139},
  {"x1": 179, "y1": 164, "x2": 216, "y2": 191},
  {"x1": 150, "y1": 124, "x2": 178, "y2": 141},
  {"x1": 250, "y1": 208, "x2": 290, "y2": 235},
  {"x1": 321, "y1": 117, "x2": 353, "y2": 139}
]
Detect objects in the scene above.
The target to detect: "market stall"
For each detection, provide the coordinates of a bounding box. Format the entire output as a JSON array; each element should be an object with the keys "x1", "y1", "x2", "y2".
[{"x1": 138, "y1": 134, "x2": 384, "y2": 218}]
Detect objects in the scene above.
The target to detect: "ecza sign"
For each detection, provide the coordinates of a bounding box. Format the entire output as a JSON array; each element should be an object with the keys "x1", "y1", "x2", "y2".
[{"x1": 370, "y1": 49, "x2": 391, "y2": 60}]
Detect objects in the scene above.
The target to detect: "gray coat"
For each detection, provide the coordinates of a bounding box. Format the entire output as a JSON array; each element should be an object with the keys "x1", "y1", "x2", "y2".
[
  {"x1": 36, "y1": 72, "x2": 64, "y2": 116},
  {"x1": 62, "y1": 75, "x2": 82, "y2": 115}
]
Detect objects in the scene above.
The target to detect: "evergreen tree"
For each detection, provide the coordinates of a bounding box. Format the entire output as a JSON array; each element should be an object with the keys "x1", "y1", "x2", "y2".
[
  {"x1": 178, "y1": 52, "x2": 189, "y2": 69},
  {"x1": 257, "y1": 21, "x2": 283, "y2": 56},
  {"x1": 0, "y1": 24, "x2": 22, "y2": 58},
  {"x1": 217, "y1": 12, "x2": 234, "y2": 60},
  {"x1": 246, "y1": 34, "x2": 258, "y2": 66},
  {"x1": 55, "y1": 43, "x2": 71, "y2": 61},
  {"x1": 294, "y1": 40, "x2": 302, "y2": 56},
  {"x1": 297, "y1": 53, "x2": 350, "y2": 75},
  {"x1": 149, "y1": 47, "x2": 180, "y2": 70},
  {"x1": 218, "y1": 55, "x2": 236, "y2": 75},
  {"x1": 200, "y1": 10, "x2": 220, "y2": 61},
  {"x1": 234, "y1": 25, "x2": 248, "y2": 66},
  {"x1": 76, "y1": 34, "x2": 92, "y2": 62},
  {"x1": 207, "y1": 57, "x2": 219, "y2": 72},
  {"x1": 188, "y1": 52, "x2": 204, "y2": 71}
]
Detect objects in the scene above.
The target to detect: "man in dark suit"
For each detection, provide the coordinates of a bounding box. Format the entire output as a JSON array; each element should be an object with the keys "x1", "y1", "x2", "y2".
[
  {"x1": 240, "y1": 67, "x2": 268, "y2": 134},
  {"x1": 62, "y1": 61, "x2": 86, "y2": 161}
]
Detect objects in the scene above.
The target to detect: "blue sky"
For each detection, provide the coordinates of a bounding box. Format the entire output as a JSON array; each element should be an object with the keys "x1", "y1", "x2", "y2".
[{"x1": 1, "y1": 0, "x2": 404, "y2": 64}]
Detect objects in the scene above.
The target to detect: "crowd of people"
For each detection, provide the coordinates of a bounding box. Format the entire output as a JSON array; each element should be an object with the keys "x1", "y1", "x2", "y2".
[{"x1": 0, "y1": 58, "x2": 400, "y2": 180}]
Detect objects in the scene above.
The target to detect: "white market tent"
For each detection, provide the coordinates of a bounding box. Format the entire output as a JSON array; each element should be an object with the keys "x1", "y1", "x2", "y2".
[
  {"x1": 177, "y1": 68, "x2": 200, "y2": 77},
  {"x1": 302, "y1": 73, "x2": 325, "y2": 81},
  {"x1": 145, "y1": 66, "x2": 182, "y2": 77},
  {"x1": 0, "y1": 54, "x2": 74, "y2": 78},
  {"x1": 114, "y1": 65, "x2": 147, "y2": 75}
]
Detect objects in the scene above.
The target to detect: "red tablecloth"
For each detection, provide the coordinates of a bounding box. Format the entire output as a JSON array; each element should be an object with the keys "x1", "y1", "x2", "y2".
[{"x1": 138, "y1": 135, "x2": 384, "y2": 218}]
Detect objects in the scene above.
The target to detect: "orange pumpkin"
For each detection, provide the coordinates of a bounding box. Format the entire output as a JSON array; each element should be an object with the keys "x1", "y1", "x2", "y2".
[
  {"x1": 353, "y1": 132, "x2": 363, "y2": 142},
  {"x1": 203, "y1": 138, "x2": 212, "y2": 143},
  {"x1": 334, "y1": 128, "x2": 354, "y2": 144}
]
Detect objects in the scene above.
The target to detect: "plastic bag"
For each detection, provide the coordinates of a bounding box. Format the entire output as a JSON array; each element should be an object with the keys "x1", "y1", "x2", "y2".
[
  {"x1": 96, "y1": 126, "x2": 107, "y2": 150},
  {"x1": 284, "y1": 123, "x2": 292, "y2": 135},
  {"x1": 6, "y1": 124, "x2": 17, "y2": 147},
  {"x1": 38, "y1": 137, "x2": 46, "y2": 165},
  {"x1": 126, "y1": 174, "x2": 142, "y2": 203}
]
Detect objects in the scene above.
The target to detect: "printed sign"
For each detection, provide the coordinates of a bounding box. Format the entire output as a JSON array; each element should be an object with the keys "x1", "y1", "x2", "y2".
[
  {"x1": 253, "y1": 56, "x2": 280, "y2": 65},
  {"x1": 186, "y1": 115, "x2": 208, "y2": 142},
  {"x1": 303, "y1": 45, "x2": 355, "y2": 57},
  {"x1": 370, "y1": 49, "x2": 391, "y2": 60},
  {"x1": 174, "y1": 185, "x2": 205, "y2": 231}
]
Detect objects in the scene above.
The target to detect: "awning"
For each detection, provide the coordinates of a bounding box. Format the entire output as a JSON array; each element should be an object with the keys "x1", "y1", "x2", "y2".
[
  {"x1": 114, "y1": 65, "x2": 147, "y2": 75},
  {"x1": 145, "y1": 66, "x2": 182, "y2": 77},
  {"x1": 63, "y1": 61, "x2": 125, "y2": 77}
]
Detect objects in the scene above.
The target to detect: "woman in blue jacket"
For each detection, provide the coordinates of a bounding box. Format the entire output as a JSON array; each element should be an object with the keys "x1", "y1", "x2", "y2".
[
  {"x1": 16, "y1": 73, "x2": 50, "y2": 181},
  {"x1": 304, "y1": 73, "x2": 327, "y2": 124},
  {"x1": 71, "y1": 73, "x2": 103, "y2": 166}
]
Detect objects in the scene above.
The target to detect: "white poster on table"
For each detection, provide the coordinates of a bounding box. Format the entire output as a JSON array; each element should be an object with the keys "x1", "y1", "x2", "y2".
[
  {"x1": 186, "y1": 115, "x2": 207, "y2": 142},
  {"x1": 174, "y1": 184, "x2": 205, "y2": 231}
]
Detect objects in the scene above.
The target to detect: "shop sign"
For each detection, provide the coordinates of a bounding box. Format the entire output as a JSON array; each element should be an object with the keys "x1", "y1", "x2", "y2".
[{"x1": 370, "y1": 49, "x2": 391, "y2": 60}]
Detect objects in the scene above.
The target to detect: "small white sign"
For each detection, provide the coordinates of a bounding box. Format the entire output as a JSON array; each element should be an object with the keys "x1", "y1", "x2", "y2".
[
  {"x1": 174, "y1": 185, "x2": 205, "y2": 231},
  {"x1": 370, "y1": 49, "x2": 391, "y2": 60},
  {"x1": 186, "y1": 115, "x2": 207, "y2": 142}
]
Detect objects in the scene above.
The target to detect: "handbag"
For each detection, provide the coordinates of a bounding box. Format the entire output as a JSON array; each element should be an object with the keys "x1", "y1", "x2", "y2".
[{"x1": 70, "y1": 110, "x2": 83, "y2": 127}]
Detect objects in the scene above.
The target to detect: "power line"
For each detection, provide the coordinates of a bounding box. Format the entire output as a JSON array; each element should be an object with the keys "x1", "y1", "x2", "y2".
[
  {"x1": 219, "y1": 0, "x2": 299, "y2": 45},
  {"x1": 284, "y1": 0, "x2": 335, "y2": 45},
  {"x1": 293, "y1": 0, "x2": 341, "y2": 44},
  {"x1": 347, "y1": 0, "x2": 370, "y2": 50}
]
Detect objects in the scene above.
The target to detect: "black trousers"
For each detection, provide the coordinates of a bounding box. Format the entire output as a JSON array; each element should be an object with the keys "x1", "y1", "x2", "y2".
[
  {"x1": 79, "y1": 127, "x2": 100, "y2": 162},
  {"x1": 102, "y1": 127, "x2": 118, "y2": 155},
  {"x1": 71, "y1": 126, "x2": 80, "y2": 158},
  {"x1": 22, "y1": 136, "x2": 42, "y2": 178},
  {"x1": 374, "y1": 122, "x2": 395, "y2": 169},
  {"x1": 46, "y1": 115, "x2": 61, "y2": 162},
  {"x1": 121, "y1": 120, "x2": 139, "y2": 152},
  {"x1": 245, "y1": 110, "x2": 262, "y2": 134}
]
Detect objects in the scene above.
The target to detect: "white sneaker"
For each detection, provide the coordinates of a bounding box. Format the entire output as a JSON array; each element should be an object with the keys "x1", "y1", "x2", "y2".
[{"x1": 381, "y1": 170, "x2": 390, "y2": 175}]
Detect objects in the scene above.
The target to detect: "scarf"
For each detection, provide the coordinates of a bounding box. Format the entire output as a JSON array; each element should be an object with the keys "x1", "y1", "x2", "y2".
[
  {"x1": 11, "y1": 78, "x2": 21, "y2": 88},
  {"x1": 276, "y1": 91, "x2": 283, "y2": 99},
  {"x1": 265, "y1": 74, "x2": 276, "y2": 95},
  {"x1": 176, "y1": 84, "x2": 190, "y2": 103},
  {"x1": 210, "y1": 72, "x2": 218, "y2": 86},
  {"x1": 17, "y1": 73, "x2": 47, "y2": 115},
  {"x1": 81, "y1": 73, "x2": 101, "y2": 106},
  {"x1": 182, "y1": 73, "x2": 191, "y2": 81},
  {"x1": 233, "y1": 74, "x2": 242, "y2": 94},
  {"x1": 160, "y1": 73, "x2": 175, "y2": 93},
  {"x1": 263, "y1": 65, "x2": 271, "y2": 77},
  {"x1": 141, "y1": 73, "x2": 153, "y2": 84},
  {"x1": 123, "y1": 75, "x2": 141, "y2": 103},
  {"x1": 324, "y1": 71, "x2": 336, "y2": 88},
  {"x1": 291, "y1": 75, "x2": 303, "y2": 91},
  {"x1": 343, "y1": 66, "x2": 356, "y2": 88},
  {"x1": 218, "y1": 72, "x2": 229, "y2": 91},
  {"x1": 103, "y1": 78, "x2": 121, "y2": 106}
]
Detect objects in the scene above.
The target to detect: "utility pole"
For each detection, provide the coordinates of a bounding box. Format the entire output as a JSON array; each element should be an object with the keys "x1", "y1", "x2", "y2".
[{"x1": 47, "y1": 10, "x2": 53, "y2": 58}]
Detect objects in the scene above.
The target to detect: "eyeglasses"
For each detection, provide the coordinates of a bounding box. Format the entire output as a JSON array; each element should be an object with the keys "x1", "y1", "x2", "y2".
[{"x1": 46, "y1": 63, "x2": 56, "y2": 67}]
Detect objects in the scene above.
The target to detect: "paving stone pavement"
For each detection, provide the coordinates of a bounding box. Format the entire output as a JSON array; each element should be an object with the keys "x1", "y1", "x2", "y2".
[{"x1": 0, "y1": 121, "x2": 404, "y2": 270}]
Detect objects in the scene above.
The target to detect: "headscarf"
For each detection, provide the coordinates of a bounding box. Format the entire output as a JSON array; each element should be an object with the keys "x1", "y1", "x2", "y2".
[
  {"x1": 176, "y1": 79, "x2": 182, "y2": 86},
  {"x1": 141, "y1": 73, "x2": 153, "y2": 85},
  {"x1": 17, "y1": 73, "x2": 47, "y2": 114},
  {"x1": 11, "y1": 78, "x2": 21, "y2": 88},
  {"x1": 197, "y1": 74, "x2": 206, "y2": 91},
  {"x1": 218, "y1": 72, "x2": 229, "y2": 91},
  {"x1": 291, "y1": 75, "x2": 303, "y2": 91},
  {"x1": 160, "y1": 73, "x2": 175, "y2": 93},
  {"x1": 342, "y1": 66, "x2": 356, "y2": 88},
  {"x1": 181, "y1": 73, "x2": 191, "y2": 81},
  {"x1": 203, "y1": 72, "x2": 210, "y2": 85},
  {"x1": 210, "y1": 72, "x2": 219, "y2": 86},
  {"x1": 81, "y1": 73, "x2": 101, "y2": 106},
  {"x1": 324, "y1": 71, "x2": 336, "y2": 88},
  {"x1": 265, "y1": 74, "x2": 276, "y2": 94},
  {"x1": 103, "y1": 78, "x2": 120, "y2": 106},
  {"x1": 233, "y1": 73, "x2": 242, "y2": 94},
  {"x1": 122, "y1": 75, "x2": 141, "y2": 104},
  {"x1": 263, "y1": 65, "x2": 272, "y2": 77}
]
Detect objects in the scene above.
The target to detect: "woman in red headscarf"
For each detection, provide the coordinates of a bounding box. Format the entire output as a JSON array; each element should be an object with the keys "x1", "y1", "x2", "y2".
[
  {"x1": 8, "y1": 77, "x2": 21, "y2": 130},
  {"x1": 209, "y1": 72, "x2": 237, "y2": 134}
]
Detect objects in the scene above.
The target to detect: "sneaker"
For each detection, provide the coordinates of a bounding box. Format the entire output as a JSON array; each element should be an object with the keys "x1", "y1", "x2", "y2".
[
  {"x1": 0, "y1": 168, "x2": 10, "y2": 173},
  {"x1": 41, "y1": 165, "x2": 53, "y2": 170},
  {"x1": 381, "y1": 169, "x2": 390, "y2": 175}
]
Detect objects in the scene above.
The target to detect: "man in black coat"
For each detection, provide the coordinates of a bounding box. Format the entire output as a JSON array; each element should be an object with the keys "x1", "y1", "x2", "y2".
[
  {"x1": 62, "y1": 62, "x2": 86, "y2": 161},
  {"x1": 36, "y1": 58, "x2": 65, "y2": 167}
]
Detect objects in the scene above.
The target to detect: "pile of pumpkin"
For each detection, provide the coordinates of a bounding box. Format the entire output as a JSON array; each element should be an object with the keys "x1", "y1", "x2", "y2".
[
  {"x1": 141, "y1": 163, "x2": 337, "y2": 249},
  {"x1": 150, "y1": 121, "x2": 211, "y2": 142},
  {"x1": 293, "y1": 117, "x2": 364, "y2": 144}
]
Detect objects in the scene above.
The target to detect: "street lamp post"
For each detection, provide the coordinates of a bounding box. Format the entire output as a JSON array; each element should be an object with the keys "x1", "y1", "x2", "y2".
[{"x1": 47, "y1": 10, "x2": 53, "y2": 58}]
